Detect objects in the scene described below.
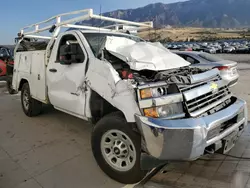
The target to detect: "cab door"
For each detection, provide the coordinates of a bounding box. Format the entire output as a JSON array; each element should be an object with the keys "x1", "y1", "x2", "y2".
[{"x1": 46, "y1": 33, "x2": 88, "y2": 118}]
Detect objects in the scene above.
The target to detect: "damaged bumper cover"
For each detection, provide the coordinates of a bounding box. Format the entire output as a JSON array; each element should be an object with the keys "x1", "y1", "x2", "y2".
[{"x1": 135, "y1": 98, "x2": 248, "y2": 161}]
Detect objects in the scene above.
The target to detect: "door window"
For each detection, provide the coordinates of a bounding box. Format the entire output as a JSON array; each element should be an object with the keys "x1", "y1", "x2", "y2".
[
  {"x1": 176, "y1": 53, "x2": 200, "y2": 64},
  {"x1": 186, "y1": 56, "x2": 199, "y2": 64},
  {"x1": 56, "y1": 35, "x2": 85, "y2": 64}
]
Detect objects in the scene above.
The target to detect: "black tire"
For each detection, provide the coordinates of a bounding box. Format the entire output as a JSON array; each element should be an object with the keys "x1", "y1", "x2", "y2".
[
  {"x1": 21, "y1": 83, "x2": 42, "y2": 117},
  {"x1": 91, "y1": 112, "x2": 147, "y2": 184}
]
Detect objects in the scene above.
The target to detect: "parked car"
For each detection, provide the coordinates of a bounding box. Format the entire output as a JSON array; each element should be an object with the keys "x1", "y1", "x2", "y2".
[
  {"x1": 204, "y1": 47, "x2": 217, "y2": 54},
  {"x1": 0, "y1": 46, "x2": 12, "y2": 80},
  {"x1": 0, "y1": 46, "x2": 13, "y2": 61},
  {"x1": 179, "y1": 46, "x2": 192, "y2": 51},
  {"x1": 12, "y1": 9, "x2": 248, "y2": 184},
  {"x1": 0, "y1": 46, "x2": 16, "y2": 93},
  {"x1": 166, "y1": 40, "x2": 250, "y2": 54},
  {"x1": 0, "y1": 59, "x2": 6, "y2": 79},
  {"x1": 223, "y1": 46, "x2": 236, "y2": 53},
  {"x1": 236, "y1": 46, "x2": 249, "y2": 53},
  {"x1": 174, "y1": 51, "x2": 239, "y2": 87}
]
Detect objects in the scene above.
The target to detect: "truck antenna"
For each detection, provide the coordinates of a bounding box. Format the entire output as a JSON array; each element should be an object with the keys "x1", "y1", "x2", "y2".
[
  {"x1": 97, "y1": 5, "x2": 102, "y2": 58},
  {"x1": 99, "y1": 5, "x2": 102, "y2": 32}
]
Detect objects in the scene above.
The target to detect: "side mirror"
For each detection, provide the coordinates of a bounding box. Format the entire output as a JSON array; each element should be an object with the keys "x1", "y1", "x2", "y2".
[{"x1": 59, "y1": 44, "x2": 84, "y2": 65}]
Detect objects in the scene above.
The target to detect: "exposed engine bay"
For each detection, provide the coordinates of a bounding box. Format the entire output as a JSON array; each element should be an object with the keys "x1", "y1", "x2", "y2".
[
  {"x1": 102, "y1": 48, "x2": 233, "y2": 119},
  {"x1": 103, "y1": 48, "x2": 206, "y2": 85},
  {"x1": 98, "y1": 36, "x2": 208, "y2": 86}
]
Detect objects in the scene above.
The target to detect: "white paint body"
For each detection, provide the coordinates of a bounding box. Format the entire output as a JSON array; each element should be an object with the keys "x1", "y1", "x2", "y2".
[
  {"x1": 13, "y1": 51, "x2": 47, "y2": 102},
  {"x1": 13, "y1": 29, "x2": 192, "y2": 123},
  {"x1": 13, "y1": 31, "x2": 150, "y2": 122},
  {"x1": 13, "y1": 30, "x2": 190, "y2": 122},
  {"x1": 12, "y1": 8, "x2": 154, "y2": 123}
]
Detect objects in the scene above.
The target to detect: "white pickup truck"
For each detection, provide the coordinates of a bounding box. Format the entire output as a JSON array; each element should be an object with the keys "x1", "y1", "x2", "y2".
[{"x1": 12, "y1": 9, "x2": 248, "y2": 184}]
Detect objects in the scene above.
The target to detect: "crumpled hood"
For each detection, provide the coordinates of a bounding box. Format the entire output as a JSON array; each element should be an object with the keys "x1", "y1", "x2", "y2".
[{"x1": 105, "y1": 36, "x2": 190, "y2": 71}]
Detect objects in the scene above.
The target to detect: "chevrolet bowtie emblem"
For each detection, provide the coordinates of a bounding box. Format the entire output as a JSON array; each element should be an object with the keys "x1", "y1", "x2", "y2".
[{"x1": 210, "y1": 82, "x2": 218, "y2": 92}]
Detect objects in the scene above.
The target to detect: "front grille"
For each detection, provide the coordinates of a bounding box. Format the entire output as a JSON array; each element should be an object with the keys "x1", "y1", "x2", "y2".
[
  {"x1": 179, "y1": 75, "x2": 231, "y2": 117},
  {"x1": 180, "y1": 75, "x2": 220, "y2": 92},
  {"x1": 186, "y1": 86, "x2": 230, "y2": 113}
]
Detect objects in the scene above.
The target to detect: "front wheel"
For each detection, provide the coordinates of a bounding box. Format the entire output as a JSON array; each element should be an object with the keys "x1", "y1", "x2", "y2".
[
  {"x1": 21, "y1": 83, "x2": 42, "y2": 117},
  {"x1": 91, "y1": 112, "x2": 147, "y2": 184}
]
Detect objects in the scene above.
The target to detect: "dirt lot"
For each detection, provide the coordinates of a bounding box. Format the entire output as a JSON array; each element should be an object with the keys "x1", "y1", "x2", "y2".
[
  {"x1": 139, "y1": 27, "x2": 250, "y2": 41},
  {"x1": 0, "y1": 54, "x2": 249, "y2": 188}
]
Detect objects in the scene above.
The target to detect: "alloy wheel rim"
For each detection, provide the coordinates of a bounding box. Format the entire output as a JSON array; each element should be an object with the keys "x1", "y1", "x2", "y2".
[
  {"x1": 101, "y1": 129, "x2": 136, "y2": 172},
  {"x1": 23, "y1": 90, "x2": 30, "y2": 110}
]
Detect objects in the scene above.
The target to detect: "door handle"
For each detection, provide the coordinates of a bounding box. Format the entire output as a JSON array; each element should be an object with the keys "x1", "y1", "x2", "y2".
[{"x1": 49, "y1": 68, "x2": 57, "y2": 73}]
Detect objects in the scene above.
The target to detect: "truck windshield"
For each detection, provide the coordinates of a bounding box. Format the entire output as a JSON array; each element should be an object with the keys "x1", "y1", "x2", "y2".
[{"x1": 82, "y1": 33, "x2": 144, "y2": 57}]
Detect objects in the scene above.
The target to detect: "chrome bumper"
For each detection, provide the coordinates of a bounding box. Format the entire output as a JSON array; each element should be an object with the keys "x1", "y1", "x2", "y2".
[{"x1": 135, "y1": 98, "x2": 248, "y2": 161}]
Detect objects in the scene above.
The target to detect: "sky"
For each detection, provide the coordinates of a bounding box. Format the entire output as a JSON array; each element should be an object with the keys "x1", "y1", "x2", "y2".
[{"x1": 1, "y1": 0, "x2": 186, "y2": 44}]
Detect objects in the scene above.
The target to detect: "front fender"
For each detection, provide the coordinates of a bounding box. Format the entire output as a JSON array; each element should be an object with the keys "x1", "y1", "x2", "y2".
[{"x1": 85, "y1": 59, "x2": 141, "y2": 122}]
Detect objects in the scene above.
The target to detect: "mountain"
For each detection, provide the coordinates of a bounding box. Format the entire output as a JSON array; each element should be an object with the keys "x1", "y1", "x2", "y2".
[{"x1": 81, "y1": 0, "x2": 250, "y2": 28}]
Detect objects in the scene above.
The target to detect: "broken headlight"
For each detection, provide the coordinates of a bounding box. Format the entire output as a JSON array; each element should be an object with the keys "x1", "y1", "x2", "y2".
[{"x1": 143, "y1": 103, "x2": 184, "y2": 118}]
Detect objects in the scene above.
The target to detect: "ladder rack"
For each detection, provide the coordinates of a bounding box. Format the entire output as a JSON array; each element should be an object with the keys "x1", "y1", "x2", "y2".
[{"x1": 19, "y1": 9, "x2": 153, "y2": 40}]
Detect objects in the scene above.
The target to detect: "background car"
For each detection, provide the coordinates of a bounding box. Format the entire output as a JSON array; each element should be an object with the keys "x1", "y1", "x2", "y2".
[
  {"x1": 223, "y1": 46, "x2": 235, "y2": 53},
  {"x1": 0, "y1": 46, "x2": 14, "y2": 78},
  {"x1": 173, "y1": 51, "x2": 239, "y2": 87},
  {"x1": 166, "y1": 39, "x2": 250, "y2": 54},
  {"x1": 0, "y1": 59, "x2": 6, "y2": 79},
  {"x1": 0, "y1": 46, "x2": 16, "y2": 93}
]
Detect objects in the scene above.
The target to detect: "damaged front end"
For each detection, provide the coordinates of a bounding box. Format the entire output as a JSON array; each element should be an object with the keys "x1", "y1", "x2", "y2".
[
  {"x1": 134, "y1": 67, "x2": 247, "y2": 161},
  {"x1": 87, "y1": 34, "x2": 248, "y2": 162}
]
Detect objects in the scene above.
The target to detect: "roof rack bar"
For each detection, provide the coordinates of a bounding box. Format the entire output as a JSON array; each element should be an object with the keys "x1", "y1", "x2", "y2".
[
  {"x1": 103, "y1": 24, "x2": 152, "y2": 32},
  {"x1": 103, "y1": 24, "x2": 132, "y2": 29},
  {"x1": 62, "y1": 24, "x2": 111, "y2": 31},
  {"x1": 23, "y1": 35, "x2": 52, "y2": 40},
  {"x1": 22, "y1": 9, "x2": 91, "y2": 30},
  {"x1": 102, "y1": 23, "x2": 153, "y2": 29},
  {"x1": 56, "y1": 15, "x2": 90, "y2": 27},
  {"x1": 24, "y1": 25, "x2": 54, "y2": 35},
  {"x1": 19, "y1": 8, "x2": 153, "y2": 39},
  {"x1": 90, "y1": 14, "x2": 152, "y2": 28}
]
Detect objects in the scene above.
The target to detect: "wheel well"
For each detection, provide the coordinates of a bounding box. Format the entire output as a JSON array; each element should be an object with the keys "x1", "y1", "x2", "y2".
[
  {"x1": 90, "y1": 90, "x2": 122, "y2": 124},
  {"x1": 18, "y1": 79, "x2": 28, "y2": 91}
]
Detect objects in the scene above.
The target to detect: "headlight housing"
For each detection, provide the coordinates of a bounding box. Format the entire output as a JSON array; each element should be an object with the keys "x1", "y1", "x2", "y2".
[
  {"x1": 143, "y1": 103, "x2": 184, "y2": 118},
  {"x1": 140, "y1": 87, "x2": 167, "y2": 99},
  {"x1": 139, "y1": 84, "x2": 184, "y2": 119}
]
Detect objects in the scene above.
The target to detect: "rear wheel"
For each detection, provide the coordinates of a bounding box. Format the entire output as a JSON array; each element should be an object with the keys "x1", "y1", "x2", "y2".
[
  {"x1": 21, "y1": 83, "x2": 42, "y2": 117},
  {"x1": 91, "y1": 112, "x2": 147, "y2": 184}
]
